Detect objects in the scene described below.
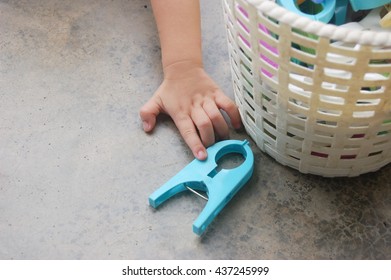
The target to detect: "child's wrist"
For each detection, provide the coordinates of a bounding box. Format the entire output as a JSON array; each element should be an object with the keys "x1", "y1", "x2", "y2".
[{"x1": 163, "y1": 60, "x2": 204, "y2": 79}]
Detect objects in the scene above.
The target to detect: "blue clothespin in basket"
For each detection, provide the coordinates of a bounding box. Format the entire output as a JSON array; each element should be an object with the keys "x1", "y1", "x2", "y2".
[
  {"x1": 277, "y1": 0, "x2": 336, "y2": 23},
  {"x1": 148, "y1": 139, "x2": 254, "y2": 235},
  {"x1": 349, "y1": 0, "x2": 391, "y2": 11}
]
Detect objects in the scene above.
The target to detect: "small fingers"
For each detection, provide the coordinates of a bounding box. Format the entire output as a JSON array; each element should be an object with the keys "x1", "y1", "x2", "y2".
[
  {"x1": 216, "y1": 94, "x2": 242, "y2": 129},
  {"x1": 173, "y1": 114, "x2": 208, "y2": 160},
  {"x1": 191, "y1": 106, "x2": 215, "y2": 148},
  {"x1": 139, "y1": 96, "x2": 162, "y2": 132},
  {"x1": 202, "y1": 100, "x2": 229, "y2": 141}
]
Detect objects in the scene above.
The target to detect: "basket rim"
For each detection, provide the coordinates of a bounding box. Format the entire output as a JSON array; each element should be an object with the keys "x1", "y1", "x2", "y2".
[{"x1": 247, "y1": 0, "x2": 391, "y2": 47}]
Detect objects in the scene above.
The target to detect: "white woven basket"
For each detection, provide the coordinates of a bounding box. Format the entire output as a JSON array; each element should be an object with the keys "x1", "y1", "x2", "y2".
[{"x1": 223, "y1": 0, "x2": 391, "y2": 177}]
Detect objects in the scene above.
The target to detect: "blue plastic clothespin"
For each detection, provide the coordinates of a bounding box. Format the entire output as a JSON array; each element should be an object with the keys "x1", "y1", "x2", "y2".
[
  {"x1": 148, "y1": 139, "x2": 254, "y2": 235},
  {"x1": 349, "y1": 0, "x2": 391, "y2": 11},
  {"x1": 333, "y1": 0, "x2": 349, "y2": 25},
  {"x1": 277, "y1": 0, "x2": 336, "y2": 23}
]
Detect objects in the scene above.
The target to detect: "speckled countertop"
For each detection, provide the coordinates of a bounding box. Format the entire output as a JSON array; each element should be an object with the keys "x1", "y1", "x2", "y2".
[{"x1": 0, "y1": 0, "x2": 390, "y2": 259}]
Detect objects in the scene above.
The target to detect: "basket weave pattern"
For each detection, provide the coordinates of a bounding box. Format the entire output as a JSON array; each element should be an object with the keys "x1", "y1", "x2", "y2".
[{"x1": 223, "y1": 0, "x2": 391, "y2": 176}]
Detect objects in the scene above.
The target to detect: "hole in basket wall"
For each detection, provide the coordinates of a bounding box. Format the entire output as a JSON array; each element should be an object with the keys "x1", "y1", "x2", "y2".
[
  {"x1": 290, "y1": 29, "x2": 318, "y2": 67},
  {"x1": 356, "y1": 99, "x2": 381, "y2": 106},
  {"x1": 239, "y1": 47, "x2": 252, "y2": 62},
  {"x1": 313, "y1": 130, "x2": 334, "y2": 138},
  {"x1": 351, "y1": 133, "x2": 365, "y2": 139},
  {"x1": 288, "y1": 82, "x2": 312, "y2": 98},
  {"x1": 262, "y1": 93, "x2": 271, "y2": 102},
  {"x1": 287, "y1": 131, "x2": 304, "y2": 142},
  {"x1": 369, "y1": 58, "x2": 391, "y2": 79},
  {"x1": 287, "y1": 123, "x2": 305, "y2": 134},
  {"x1": 258, "y1": 24, "x2": 279, "y2": 78},
  {"x1": 326, "y1": 52, "x2": 357, "y2": 65},
  {"x1": 360, "y1": 86, "x2": 384, "y2": 94},
  {"x1": 316, "y1": 119, "x2": 338, "y2": 127},
  {"x1": 368, "y1": 151, "x2": 382, "y2": 157},
  {"x1": 340, "y1": 154, "x2": 357, "y2": 160},
  {"x1": 237, "y1": 18, "x2": 250, "y2": 34},
  {"x1": 263, "y1": 117, "x2": 276, "y2": 130},
  {"x1": 290, "y1": 73, "x2": 313, "y2": 86},
  {"x1": 353, "y1": 111, "x2": 375, "y2": 118},
  {"x1": 241, "y1": 61, "x2": 252, "y2": 75},
  {"x1": 291, "y1": 28, "x2": 318, "y2": 42},
  {"x1": 238, "y1": 33, "x2": 251, "y2": 48},
  {"x1": 378, "y1": 119, "x2": 391, "y2": 135},
  {"x1": 259, "y1": 23, "x2": 279, "y2": 40},
  {"x1": 263, "y1": 118, "x2": 277, "y2": 141},
  {"x1": 236, "y1": 5, "x2": 248, "y2": 18},
  {"x1": 291, "y1": 40, "x2": 316, "y2": 57},
  {"x1": 263, "y1": 128, "x2": 277, "y2": 141},
  {"x1": 246, "y1": 111, "x2": 255, "y2": 124},
  {"x1": 324, "y1": 68, "x2": 352, "y2": 79},
  {"x1": 311, "y1": 151, "x2": 329, "y2": 158},
  {"x1": 349, "y1": 122, "x2": 370, "y2": 129},
  {"x1": 289, "y1": 97, "x2": 309, "y2": 110},
  {"x1": 260, "y1": 54, "x2": 278, "y2": 78},
  {"x1": 243, "y1": 85, "x2": 254, "y2": 99},
  {"x1": 259, "y1": 43, "x2": 278, "y2": 61},
  {"x1": 258, "y1": 14, "x2": 280, "y2": 39},
  {"x1": 319, "y1": 95, "x2": 345, "y2": 105},
  {"x1": 364, "y1": 72, "x2": 389, "y2": 81},
  {"x1": 290, "y1": 55, "x2": 314, "y2": 70},
  {"x1": 289, "y1": 112, "x2": 308, "y2": 121},
  {"x1": 317, "y1": 107, "x2": 342, "y2": 117},
  {"x1": 377, "y1": 130, "x2": 391, "y2": 136},
  {"x1": 241, "y1": 71, "x2": 253, "y2": 88},
  {"x1": 244, "y1": 97, "x2": 255, "y2": 112},
  {"x1": 321, "y1": 81, "x2": 349, "y2": 93},
  {"x1": 266, "y1": 15, "x2": 279, "y2": 26}
]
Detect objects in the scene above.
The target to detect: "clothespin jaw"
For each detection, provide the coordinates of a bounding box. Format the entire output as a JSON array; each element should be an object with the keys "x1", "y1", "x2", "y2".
[{"x1": 148, "y1": 139, "x2": 254, "y2": 236}]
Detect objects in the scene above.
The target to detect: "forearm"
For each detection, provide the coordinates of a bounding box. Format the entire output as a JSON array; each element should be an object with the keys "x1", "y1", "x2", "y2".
[{"x1": 151, "y1": 0, "x2": 203, "y2": 76}]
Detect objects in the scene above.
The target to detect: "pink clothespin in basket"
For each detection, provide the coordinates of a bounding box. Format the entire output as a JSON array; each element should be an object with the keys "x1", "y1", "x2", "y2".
[
  {"x1": 259, "y1": 24, "x2": 279, "y2": 78},
  {"x1": 236, "y1": 4, "x2": 278, "y2": 78}
]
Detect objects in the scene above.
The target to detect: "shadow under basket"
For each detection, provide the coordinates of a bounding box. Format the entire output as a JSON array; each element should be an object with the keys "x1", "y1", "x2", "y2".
[{"x1": 223, "y1": 0, "x2": 391, "y2": 177}]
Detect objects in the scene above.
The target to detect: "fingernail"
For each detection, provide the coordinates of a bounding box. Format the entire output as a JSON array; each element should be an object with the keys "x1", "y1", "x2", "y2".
[
  {"x1": 197, "y1": 150, "x2": 207, "y2": 160},
  {"x1": 235, "y1": 124, "x2": 244, "y2": 132},
  {"x1": 142, "y1": 121, "x2": 150, "y2": 131}
]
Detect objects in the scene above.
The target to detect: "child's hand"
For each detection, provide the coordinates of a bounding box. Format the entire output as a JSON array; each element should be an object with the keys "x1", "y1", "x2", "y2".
[{"x1": 139, "y1": 61, "x2": 242, "y2": 160}]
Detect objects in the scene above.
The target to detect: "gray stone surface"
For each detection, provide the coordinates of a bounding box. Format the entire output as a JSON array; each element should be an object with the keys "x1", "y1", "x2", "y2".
[{"x1": 0, "y1": 0, "x2": 390, "y2": 259}]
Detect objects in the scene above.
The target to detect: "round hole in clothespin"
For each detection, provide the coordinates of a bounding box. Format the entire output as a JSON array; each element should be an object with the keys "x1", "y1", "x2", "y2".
[
  {"x1": 277, "y1": 0, "x2": 336, "y2": 23},
  {"x1": 212, "y1": 140, "x2": 251, "y2": 172},
  {"x1": 297, "y1": 0, "x2": 324, "y2": 16},
  {"x1": 215, "y1": 152, "x2": 245, "y2": 171}
]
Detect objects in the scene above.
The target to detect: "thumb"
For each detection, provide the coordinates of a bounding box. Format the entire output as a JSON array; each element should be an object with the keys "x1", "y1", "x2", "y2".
[{"x1": 139, "y1": 96, "x2": 162, "y2": 132}]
